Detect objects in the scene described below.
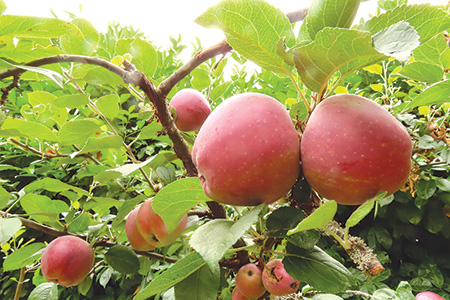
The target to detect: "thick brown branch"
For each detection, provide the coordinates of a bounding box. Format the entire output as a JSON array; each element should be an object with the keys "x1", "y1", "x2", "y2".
[{"x1": 0, "y1": 210, "x2": 177, "y2": 263}]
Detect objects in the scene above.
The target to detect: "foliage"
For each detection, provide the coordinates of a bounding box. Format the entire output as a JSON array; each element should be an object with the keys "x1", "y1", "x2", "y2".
[{"x1": 0, "y1": 0, "x2": 449, "y2": 299}]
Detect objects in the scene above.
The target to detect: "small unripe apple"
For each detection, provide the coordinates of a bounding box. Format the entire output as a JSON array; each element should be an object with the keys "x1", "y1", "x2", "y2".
[
  {"x1": 301, "y1": 94, "x2": 412, "y2": 205},
  {"x1": 262, "y1": 259, "x2": 300, "y2": 296},
  {"x1": 126, "y1": 207, "x2": 157, "y2": 251},
  {"x1": 136, "y1": 199, "x2": 188, "y2": 247},
  {"x1": 235, "y1": 263, "x2": 266, "y2": 298},
  {"x1": 40, "y1": 235, "x2": 95, "y2": 287},
  {"x1": 192, "y1": 93, "x2": 300, "y2": 206},
  {"x1": 232, "y1": 287, "x2": 248, "y2": 300},
  {"x1": 169, "y1": 88, "x2": 211, "y2": 132},
  {"x1": 416, "y1": 291, "x2": 445, "y2": 300}
]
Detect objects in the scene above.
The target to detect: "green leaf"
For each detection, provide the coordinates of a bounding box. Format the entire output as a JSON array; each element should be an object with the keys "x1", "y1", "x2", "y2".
[
  {"x1": 413, "y1": 33, "x2": 450, "y2": 69},
  {"x1": 58, "y1": 119, "x2": 102, "y2": 145},
  {"x1": 0, "y1": 185, "x2": 10, "y2": 209},
  {"x1": 29, "y1": 282, "x2": 58, "y2": 300},
  {"x1": 0, "y1": 15, "x2": 79, "y2": 38},
  {"x1": 265, "y1": 206, "x2": 305, "y2": 236},
  {"x1": 284, "y1": 244, "x2": 355, "y2": 293},
  {"x1": 399, "y1": 61, "x2": 444, "y2": 83},
  {"x1": 190, "y1": 68, "x2": 211, "y2": 91},
  {"x1": 345, "y1": 192, "x2": 387, "y2": 228},
  {"x1": 0, "y1": 0, "x2": 6, "y2": 15},
  {"x1": 1, "y1": 60, "x2": 63, "y2": 87},
  {"x1": 405, "y1": 80, "x2": 450, "y2": 109},
  {"x1": 61, "y1": 18, "x2": 98, "y2": 56},
  {"x1": 3, "y1": 242, "x2": 45, "y2": 271},
  {"x1": 129, "y1": 38, "x2": 157, "y2": 78},
  {"x1": 133, "y1": 251, "x2": 206, "y2": 300},
  {"x1": 104, "y1": 245, "x2": 139, "y2": 274},
  {"x1": 83, "y1": 197, "x2": 122, "y2": 218},
  {"x1": 152, "y1": 177, "x2": 210, "y2": 233},
  {"x1": 95, "y1": 94, "x2": 120, "y2": 120},
  {"x1": 0, "y1": 217, "x2": 22, "y2": 245},
  {"x1": 79, "y1": 135, "x2": 123, "y2": 154},
  {"x1": 363, "y1": 4, "x2": 450, "y2": 43},
  {"x1": 195, "y1": 0, "x2": 295, "y2": 75},
  {"x1": 189, "y1": 206, "x2": 263, "y2": 271},
  {"x1": 20, "y1": 194, "x2": 69, "y2": 226},
  {"x1": 372, "y1": 21, "x2": 420, "y2": 63},
  {"x1": 174, "y1": 265, "x2": 220, "y2": 300},
  {"x1": 53, "y1": 94, "x2": 90, "y2": 109},
  {"x1": 288, "y1": 200, "x2": 337, "y2": 235},
  {"x1": 293, "y1": 28, "x2": 382, "y2": 93},
  {"x1": 395, "y1": 281, "x2": 416, "y2": 300},
  {"x1": 0, "y1": 117, "x2": 60, "y2": 142},
  {"x1": 299, "y1": 0, "x2": 360, "y2": 42},
  {"x1": 312, "y1": 295, "x2": 344, "y2": 300},
  {"x1": 24, "y1": 178, "x2": 89, "y2": 196}
]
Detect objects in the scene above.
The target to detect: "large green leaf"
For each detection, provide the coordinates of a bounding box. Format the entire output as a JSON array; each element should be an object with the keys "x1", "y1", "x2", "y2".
[
  {"x1": 195, "y1": 0, "x2": 295, "y2": 75},
  {"x1": 29, "y1": 283, "x2": 58, "y2": 300},
  {"x1": 79, "y1": 135, "x2": 123, "y2": 154},
  {"x1": 363, "y1": 4, "x2": 450, "y2": 43},
  {"x1": 189, "y1": 206, "x2": 263, "y2": 271},
  {"x1": 24, "y1": 178, "x2": 90, "y2": 197},
  {"x1": 151, "y1": 177, "x2": 210, "y2": 232},
  {"x1": 61, "y1": 18, "x2": 99, "y2": 56},
  {"x1": 3, "y1": 242, "x2": 45, "y2": 271},
  {"x1": 405, "y1": 80, "x2": 450, "y2": 109},
  {"x1": 0, "y1": 217, "x2": 22, "y2": 245},
  {"x1": 58, "y1": 119, "x2": 102, "y2": 146},
  {"x1": 293, "y1": 28, "x2": 382, "y2": 93},
  {"x1": 20, "y1": 194, "x2": 69, "y2": 226},
  {"x1": 0, "y1": 185, "x2": 10, "y2": 209},
  {"x1": 284, "y1": 244, "x2": 356, "y2": 293},
  {"x1": 413, "y1": 33, "x2": 450, "y2": 69},
  {"x1": 104, "y1": 245, "x2": 139, "y2": 274},
  {"x1": 0, "y1": 117, "x2": 60, "y2": 142},
  {"x1": 299, "y1": 0, "x2": 360, "y2": 42},
  {"x1": 288, "y1": 200, "x2": 337, "y2": 235},
  {"x1": 129, "y1": 38, "x2": 158, "y2": 78},
  {"x1": 0, "y1": 0, "x2": 6, "y2": 15},
  {"x1": 399, "y1": 61, "x2": 444, "y2": 83},
  {"x1": 174, "y1": 265, "x2": 220, "y2": 300},
  {"x1": 0, "y1": 15, "x2": 79, "y2": 38},
  {"x1": 134, "y1": 251, "x2": 206, "y2": 300}
]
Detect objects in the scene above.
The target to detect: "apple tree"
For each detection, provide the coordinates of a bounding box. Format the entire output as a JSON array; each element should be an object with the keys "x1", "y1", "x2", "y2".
[{"x1": 0, "y1": 0, "x2": 449, "y2": 299}]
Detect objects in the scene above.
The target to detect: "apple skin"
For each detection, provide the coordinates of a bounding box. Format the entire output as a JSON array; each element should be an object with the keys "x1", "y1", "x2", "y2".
[
  {"x1": 40, "y1": 235, "x2": 95, "y2": 287},
  {"x1": 192, "y1": 93, "x2": 300, "y2": 206},
  {"x1": 232, "y1": 287, "x2": 249, "y2": 300},
  {"x1": 416, "y1": 291, "x2": 446, "y2": 300},
  {"x1": 300, "y1": 94, "x2": 412, "y2": 205},
  {"x1": 126, "y1": 207, "x2": 157, "y2": 251},
  {"x1": 169, "y1": 88, "x2": 211, "y2": 132},
  {"x1": 262, "y1": 259, "x2": 300, "y2": 296},
  {"x1": 136, "y1": 199, "x2": 188, "y2": 247},
  {"x1": 235, "y1": 263, "x2": 266, "y2": 298}
]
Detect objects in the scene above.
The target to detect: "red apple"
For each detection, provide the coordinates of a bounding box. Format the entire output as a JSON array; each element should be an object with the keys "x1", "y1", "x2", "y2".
[
  {"x1": 262, "y1": 259, "x2": 300, "y2": 296},
  {"x1": 136, "y1": 199, "x2": 188, "y2": 247},
  {"x1": 40, "y1": 235, "x2": 95, "y2": 287},
  {"x1": 169, "y1": 88, "x2": 211, "y2": 132},
  {"x1": 235, "y1": 263, "x2": 266, "y2": 298},
  {"x1": 126, "y1": 207, "x2": 157, "y2": 251},
  {"x1": 416, "y1": 291, "x2": 445, "y2": 300},
  {"x1": 301, "y1": 94, "x2": 412, "y2": 205},
  {"x1": 232, "y1": 287, "x2": 249, "y2": 300},
  {"x1": 192, "y1": 93, "x2": 300, "y2": 206}
]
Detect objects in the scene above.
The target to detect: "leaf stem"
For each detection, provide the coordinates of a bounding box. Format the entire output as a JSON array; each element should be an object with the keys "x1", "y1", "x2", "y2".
[
  {"x1": 322, "y1": 226, "x2": 350, "y2": 250},
  {"x1": 288, "y1": 73, "x2": 311, "y2": 113}
]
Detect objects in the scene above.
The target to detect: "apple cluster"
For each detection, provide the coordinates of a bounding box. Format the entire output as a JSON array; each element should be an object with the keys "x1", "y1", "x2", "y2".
[
  {"x1": 233, "y1": 259, "x2": 300, "y2": 299},
  {"x1": 125, "y1": 199, "x2": 188, "y2": 251},
  {"x1": 188, "y1": 91, "x2": 412, "y2": 206}
]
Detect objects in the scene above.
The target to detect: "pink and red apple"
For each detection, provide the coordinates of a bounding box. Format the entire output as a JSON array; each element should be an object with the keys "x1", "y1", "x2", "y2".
[
  {"x1": 169, "y1": 88, "x2": 211, "y2": 132},
  {"x1": 126, "y1": 207, "x2": 157, "y2": 251},
  {"x1": 235, "y1": 263, "x2": 266, "y2": 298},
  {"x1": 136, "y1": 199, "x2": 188, "y2": 247},
  {"x1": 416, "y1": 291, "x2": 445, "y2": 300},
  {"x1": 262, "y1": 259, "x2": 300, "y2": 296},
  {"x1": 40, "y1": 235, "x2": 95, "y2": 287},
  {"x1": 232, "y1": 287, "x2": 249, "y2": 300},
  {"x1": 192, "y1": 93, "x2": 300, "y2": 206},
  {"x1": 301, "y1": 94, "x2": 412, "y2": 205}
]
